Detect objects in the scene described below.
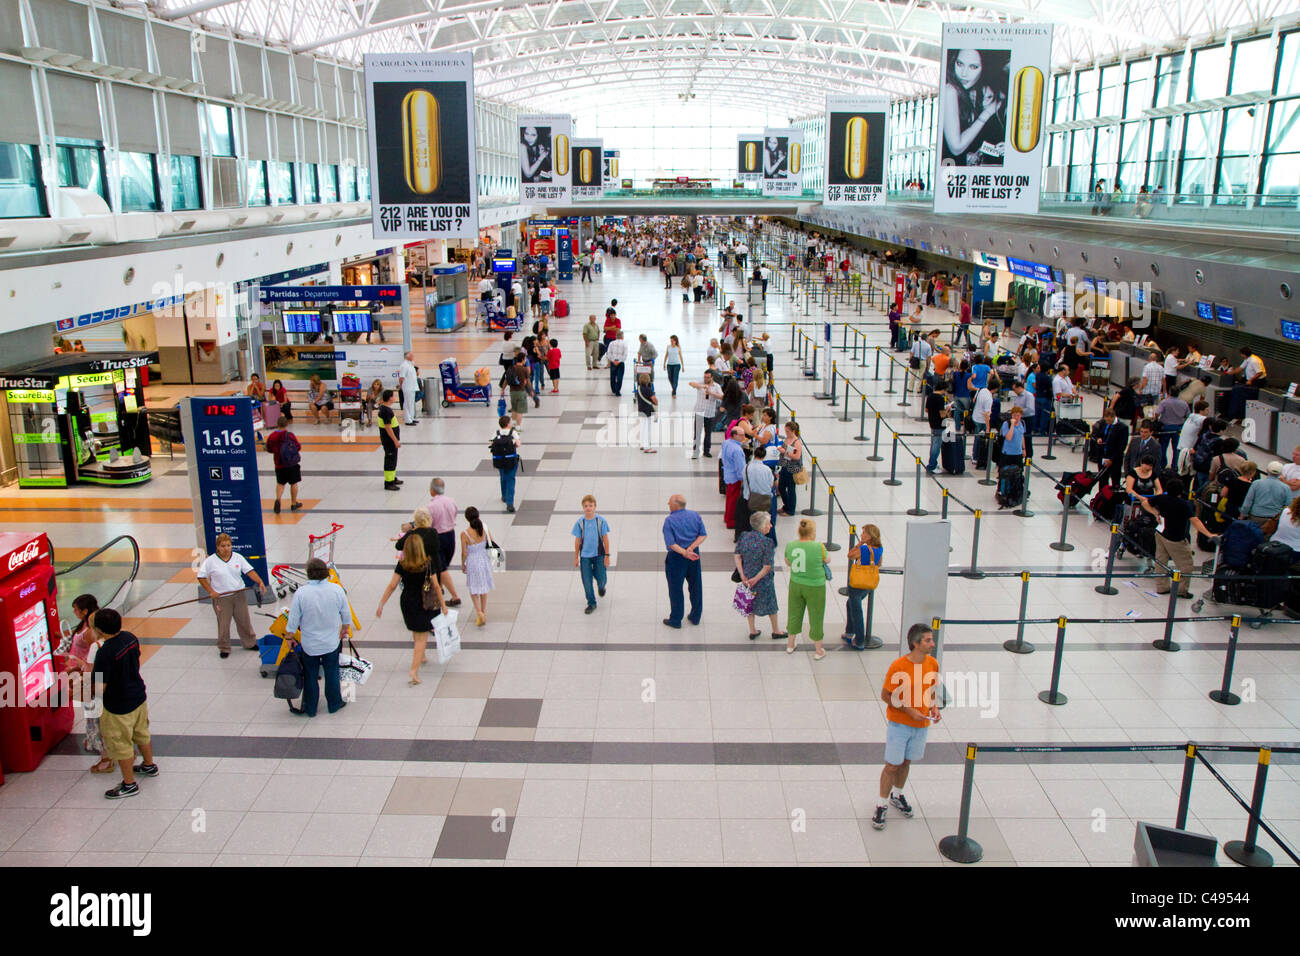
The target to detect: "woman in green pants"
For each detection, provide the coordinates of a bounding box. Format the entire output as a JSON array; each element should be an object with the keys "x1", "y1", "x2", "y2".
[{"x1": 783, "y1": 518, "x2": 828, "y2": 660}]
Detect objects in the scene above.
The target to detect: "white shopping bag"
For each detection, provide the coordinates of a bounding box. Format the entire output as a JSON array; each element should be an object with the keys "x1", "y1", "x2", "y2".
[{"x1": 434, "y1": 609, "x2": 461, "y2": 664}]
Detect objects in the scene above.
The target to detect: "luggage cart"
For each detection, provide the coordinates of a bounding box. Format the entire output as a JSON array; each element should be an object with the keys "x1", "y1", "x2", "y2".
[{"x1": 439, "y1": 358, "x2": 493, "y2": 407}]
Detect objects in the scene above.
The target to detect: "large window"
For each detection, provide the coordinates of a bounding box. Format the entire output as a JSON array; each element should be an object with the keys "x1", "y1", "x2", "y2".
[
  {"x1": 0, "y1": 143, "x2": 46, "y2": 218},
  {"x1": 119, "y1": 152, "x2": 160, "y2": 212},
  {"x1": 1229, "y1": 38, "x2": 1274, "y2": 94},
  {"x1": 1124, "y1": 59, "x2": 1154, "y2": 117},
  {"x1": 246, "y1": 159, "x2": 268, "y2": 206},
  {"x1": 320, "y1": 164, "x2": 338, "y2": 203},
  {"x1": 269, "y1": 161, "x2": 295, "y2": 204},
  {"x1": 1074, "y1": 69, "x2": 1098, "y2": 121},
  {"x1": 1154, "y1": 54, "x2": 1184, "y2": 107},
  {"x1": 170, "y1": 154, "x2": 201, "y2": 210},
  {"x1": 56, "y1": 140, "x2": 107, "y2": 201},
  {"x1": 1278, "y1": 31, "x2": 1300, "y2": 96},
  {"x1": 206, "y1": 104, "x2": 235, "y2": 157},
  {"x1": 299, "y1": 163, "x2": 319, "y2": 203},
  {"x1": 341, "y1": 164, "x2": 357, "y2": 202},
  {"x1": 1190, "y1": 45, "x2": 1229, "y2": 100},
  {"x1": 1261, "y1": 97, "x2": 1300, "y2": 202},
  {"x1": 1117, "y1": 122, "x2": 1147, "y2": 191},
  {"x1": 358, "y1": 166, "x2": 370, "y2": 200}
]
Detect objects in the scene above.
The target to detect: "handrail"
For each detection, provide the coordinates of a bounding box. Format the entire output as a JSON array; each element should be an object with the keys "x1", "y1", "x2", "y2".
[{"x1": 53, "y1": 534, "x2": 141, "y2": 612}]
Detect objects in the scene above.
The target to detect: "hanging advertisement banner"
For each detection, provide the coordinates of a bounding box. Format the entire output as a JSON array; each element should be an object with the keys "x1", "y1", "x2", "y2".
[
  {"x1": 736, "y1": 134, "x2": 762, "y2": 182},
  {"x1": 761, "y1": 128, "x2": 802, "y2": 197},
  {"x1": 519, "y1": 113, "x2": 572, "y2": 203},
  {"x1": 933, "y1": 23, "x2": 1053, "y2": 214},
  {"x1": 823, "y1": 95, "x2": 889, "y2": 206},
  {"x1": 362, "y1": 53, "x2": 477, "y2": 239},
  {"x1": 571, "y1": 138, "x2": 604, "y2": 200},
  {"x1": 602, "y1": 149, "x2": 620, "y2": 195}
]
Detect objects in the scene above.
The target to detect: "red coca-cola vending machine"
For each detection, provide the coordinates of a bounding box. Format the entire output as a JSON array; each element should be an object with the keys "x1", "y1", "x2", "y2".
[
  {"x1": 0, "y1": 532, "x2": 73, "y2": 776},
  {"x1": 894, "y1": 272, "x2": 905, "y2": 310}
]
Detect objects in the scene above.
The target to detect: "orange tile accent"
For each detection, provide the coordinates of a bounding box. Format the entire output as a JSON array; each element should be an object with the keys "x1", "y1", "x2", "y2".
[
  {"x1": 120, "y1": 616, "x2": 188, "y2": 638},
  {"x1": 138, "y1": 645, "x2": 163, "y2": 665}
]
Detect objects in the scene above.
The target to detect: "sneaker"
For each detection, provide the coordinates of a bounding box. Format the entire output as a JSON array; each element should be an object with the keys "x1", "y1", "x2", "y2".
[
  {"x1": 871, "y1": 805, "x2": 887, "y2": 830},
  {"x1": 584, "y1": 605, "x2": 595, "y2": 615},
  {"x1": 598, "y1": 587, "x2": 606, "y2": 597},
  {"x1": 703, "y1": 451, "x2": 712, "y2": 458},
  {"x1": 506, "y1": 504, "x2": 515, "y2": 513},
  {"x1": 105, "y1": 781, "x2": 139, "y2": 800},
  {"x1": 219, "y1": 651, "x2": 230, "y2": 659},
  {"x1": 290, "y1": 501, "x2": 303, "y2": 511},
  {"x1": 889, "y1": 792, "x2": 914, "y2": 817},
  {"x1": 384, "y1": 481, "x2": 401, "y2": 490},
  {"x1": 133, "y1": 763, "x2": 159, "y2": 777},
  {"x1": 273, "y1": 501, "x2": 281, "y2": 514}
]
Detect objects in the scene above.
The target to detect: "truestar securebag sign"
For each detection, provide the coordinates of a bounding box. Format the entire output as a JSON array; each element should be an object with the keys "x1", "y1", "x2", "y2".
[
  {"x1": 761, "y1": 128, "x2": 802, "y2": 197},
  {"x1": 602, "y1": 149, "x2": 620, "y2": 195},
  {"x1": 363, "y1": 53, "x2": 477, "y2": 239},
  {"x1": 737, "y1": 135, "x2": 762, "y2": 182},
  {"x1": 571, "y1": 138, "x2": 604, "y2": 200},
  {"x1": 933, "y1": 23, "x2": 1052, "y2": 214},
  {"x1": 519, "y1": 114, "x2": 572, "y2": 203},
  {"x1": 823, "y1": 96, "x2": 889, "y2": 206}
]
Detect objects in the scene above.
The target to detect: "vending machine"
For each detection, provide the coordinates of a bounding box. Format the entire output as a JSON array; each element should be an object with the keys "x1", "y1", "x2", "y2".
[{"x1": 0, "y1": 532, "x2": 73, "y2": 774}]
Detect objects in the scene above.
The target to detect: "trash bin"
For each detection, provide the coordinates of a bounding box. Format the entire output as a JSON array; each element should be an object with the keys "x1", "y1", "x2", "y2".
[
  {"x1": 1133, "y1": 821, "x2": 1218, "y2": 866},
  {"x1": 422, "y1": 376, "x2": 441, "y2": 416}
]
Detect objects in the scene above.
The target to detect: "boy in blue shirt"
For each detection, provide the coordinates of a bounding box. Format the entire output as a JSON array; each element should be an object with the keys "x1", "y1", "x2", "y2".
[{"x1": 572, "y1": 495, "x2": 612, "y2": 614}]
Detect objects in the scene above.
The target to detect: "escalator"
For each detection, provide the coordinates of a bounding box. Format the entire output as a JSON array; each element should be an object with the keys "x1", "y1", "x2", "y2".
[{"x1": 51, "y1": 535, "x2": 141, "y2": 637}]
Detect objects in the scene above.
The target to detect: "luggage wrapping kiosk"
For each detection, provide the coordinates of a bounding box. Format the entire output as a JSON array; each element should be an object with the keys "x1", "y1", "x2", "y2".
[
  {"x1": 425, "y1": 265, "x2": 470, "y2": 332},
  {"x1": 0, "y1": 353, "x2": 154, "y2": 488},
  {"x1": 899, "y1": 520, "x2": 951, "y2": 707},
  {"x1": 1244, "y1": 393, "x2": 1284, "y2": 454}
]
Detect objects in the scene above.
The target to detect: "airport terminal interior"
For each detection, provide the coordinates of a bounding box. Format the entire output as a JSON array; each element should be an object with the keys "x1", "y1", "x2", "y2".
[{"x1": 0, "y1": 0, "x2": 1296, "y2": 868}]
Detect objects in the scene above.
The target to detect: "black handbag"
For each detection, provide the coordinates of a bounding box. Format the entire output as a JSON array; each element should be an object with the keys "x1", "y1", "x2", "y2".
[{"x1": 421, "y1": 562, "x2": 441, "y2": 612}]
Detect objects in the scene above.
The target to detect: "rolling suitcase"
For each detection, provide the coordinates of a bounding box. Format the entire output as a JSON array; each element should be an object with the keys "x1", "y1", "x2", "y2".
[
  {"x1": 995, "y1": 463, "x2": 1024, "y2": 508},
  {"x1": 941, "y1": 432, "x2": 966, "y2": 475},
  {"x1": 1056, "y1": 471, "x2": 1094, "y2": 506},
  {"x1": 1250, "y1": 541, "x2": 1297, "y2": 610},
  {"x1": 553, "y1": 298, "x2": 569, "y2": 318},
  {"x1": 972, "y1": 433, "x2": 989, "y2": 470}
]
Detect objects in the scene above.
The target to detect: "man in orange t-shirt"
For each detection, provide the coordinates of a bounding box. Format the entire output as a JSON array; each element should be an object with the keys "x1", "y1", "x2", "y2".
[
  {"x1": 931, "y1": 345, "x2": 951, "y2": 379},
  {"x1": 872, "y1": 623, "x2": 941, "y2": 830}
]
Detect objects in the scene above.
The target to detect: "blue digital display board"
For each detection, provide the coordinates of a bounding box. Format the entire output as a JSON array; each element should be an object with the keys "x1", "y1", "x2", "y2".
[
  {"x1": 1196, "y1": 301, "x2": 1215, "y2": 321},
  {"x1": 1007, "y1": 258, "x2": 1053, "y2": 283},
  {"x1": 1214, "y1": 304, "x2": 1236, "y2": 326},
  {"x1": 492, "y1": 258, "x2": 516, "y2": 274},
  {"x1": 187, "y1": 397, "x2": 269, "y2": 583},
  {"x1": 333, "y1": 309, "x2": 372, "y2": 333},
  {"x1": 282, "y1": 310, "x2": 322, "y2": 334},
  {"x1": 557, "y1": 228, "x2": 573, "y2": 280},
  {"x1": 1281, "y1": 320, "x2": 1300, "y2": 342}
]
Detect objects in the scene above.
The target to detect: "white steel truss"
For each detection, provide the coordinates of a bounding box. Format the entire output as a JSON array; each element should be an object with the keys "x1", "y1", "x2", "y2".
[{"x1": 150, "y1": 0, "x2": 1300, "y2": 114}]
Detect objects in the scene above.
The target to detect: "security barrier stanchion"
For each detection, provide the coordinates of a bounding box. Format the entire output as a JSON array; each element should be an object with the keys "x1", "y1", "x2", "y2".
[
  {"x1": 838, "y1": 525, "x2": 856, "y2": 596},
  {"x1": 883, "y1": 433, "x2": 902, "y2": 486},
  {"x1": 941, "y1": 487, "x2": 949, "y2": 519},
  {"x1": 861, "y1": 590, "x2": 883, "y2": 649},
  {"x1": 1037, "y1": 616, "x2": 1070, "y2": 705},
  {"x1": 1153, "y1": 579, "x2": 1182, "y2": 652},
  {"x1": 867, "y1": 412, "x2": 884, "y2": 460},
  {"x1": 790, "y1": 324, "x2": 797, "y2": 351},
  {"x1": 978, "y1": 431, "x2": 996, "y2": 486},
  {"x1": 907, "y1": 459, "x2": 928, "y2": 516},
  {"x1": 839, "y1": 379, "x2": 852, "y2": 422},
  {"x1": 824, "y1": 488, "x2": 841, "y2": 551},
  {"x1": 1050, "y1": 485, "x2": 1076, "y2": 551},
  {"x1": 802, "y1": 458, "x2": 824, "y2": 516},
  {"x1": 811, "y1": 343, "x2": 820, "y2": 380},
  {"x1": 883, "y1": 359, "x2": 896, "y2": 394},
  {"x1": 1042, "y1": 412, "x2": 1058, "y2": 461},
  {"x1": 1223, "y1": 748, "x2": 1275, "y2": 867},
  {"x1": 897, "y1": 364, "x2": 911, "y2": 407},
  {"x1": 1209, "y1": 615, "x2": 1242, "y2": 705},
  {"x1": 828, "y1": 361, "x2": 838, "y2": 405},
  {"x1": 1175, "y1": 744, "x2": 1197, "y2": 830},
  {"x1": 938, "y1": 745, "x2": 984, "y2": 864},
  {"x1": 996, "y1": 573, "x2": 1033, "y2": 655},
  {"x1": 1094, "y1": 524, "x2": 1121, "y2": 595},
  {"x1": 1012, "y1": 457, "x2": 1033, "y2": 517},
  {"x1": 841, "y1": 323, "x2": 849, "y2": 353},
  {"x1": 854, "y1": 395, "x2": 868, "y2": 440},
  {"x1": 873, "y1": 346, "x2": 881, "y2": 381},
  {"x1": 962, "y1": 511, "x2": 985, "y2": 579}
]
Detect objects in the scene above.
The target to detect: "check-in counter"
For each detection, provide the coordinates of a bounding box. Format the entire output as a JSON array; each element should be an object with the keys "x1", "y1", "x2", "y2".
[{"x1": 1278, "y1": 402, "x2": 1300, "y2": 457}]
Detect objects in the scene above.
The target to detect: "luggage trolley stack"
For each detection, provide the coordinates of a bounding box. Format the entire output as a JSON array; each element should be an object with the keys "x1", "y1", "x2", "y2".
[{"x1": 439, "y1": 358, "x2": 492, "y2": 407}]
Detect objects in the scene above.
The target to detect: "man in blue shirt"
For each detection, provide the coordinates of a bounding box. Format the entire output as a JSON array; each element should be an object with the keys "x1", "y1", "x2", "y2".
[
  {"x1": 285, "y1": 558, "x2": 352, "y2": 717},
  {"x1": 662, "y1": 494, "x2": 707, "y2": 628},
  {"x1": 572, "y1": 494, "x2": 612, "y2": 614},
  {"x1": 968, "y1": 357, "x2": 991, "y2": 393},
  {"x1": 999, "y1": 406, "x2": 1027, "y2": 468},
  {"x1": 721, "y1": 427, "x2": 747, "y2": 530}
]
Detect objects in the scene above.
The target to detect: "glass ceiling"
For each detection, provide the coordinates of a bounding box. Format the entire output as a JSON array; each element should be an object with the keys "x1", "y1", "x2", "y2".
[{"x1": 149, "y1": 0, "x2": 1296, "y2": 114}]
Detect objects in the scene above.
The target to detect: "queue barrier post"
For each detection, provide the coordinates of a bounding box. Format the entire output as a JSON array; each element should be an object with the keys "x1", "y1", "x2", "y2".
[
  {"x1": 884, "y1": 359, "x2": 896, "y2": 395},
  {"x1": 862, "y1": 589, "x2": 883, "y2": 649},
  {"x1": 1223, "y1": 748, "x2": 1275, "y2": 867},
  {"x1": 854, "y1": 395, "x2": 868, "y2": 440},
  {"x1": 811, "y1": 343, "x2": 820, "y2": 381},
  {"x1": 1152, "y1": 579, "x2": 1182, "y2": 652},
  {"x1": 883, "y1": 433, "x2": 902, "y2": 486},
  {"x1": 802, "y1": 458, "x2": 824, "y2": 516},
  {"x1": 1175, "y1": 743, "x2": 1197, "y2": 830},
  {"x1": 1012, "y1": 458, "x2": 1035, "y2": 518},
  {"x1": 941, "y1": 486, "x2": 949, "y2": 520},
  {"x1": 897, "y1": 362, "x2": 912, "y2": 407},
  {"x1": 839, "y1": 378, "x2": 853, "y2": 423},
  {"x1": 1042, "y1": 412, "x2": 1058, "y2": 461},
  {"x1": 1003, "y1": 571, "x2": 1035, "y2": 654},
  {"x1": 824, "y1": 488, "x2": 841, "y2": 552},
  {"x1": 1036, "y1": 616, "x2": 1070, "y2": 705},
  {"x1": 1050, "y1": 485, "x2": 1076, "y2": 551},
  {"x1": 961, "y1": 510, "x2": 985, "y2": 579},
  {"x1": 838, "y1": 525, "x2": 856, "y2": 596},
  {"x1": 867, "y1": 412, "x2": 884, "y2": 460},
  {"x1": 1094, "y1": 524, "x2": 1121, "y2": 595},
  {"x1": 979, "y1": 431, "x2": 997, "y2": 486},
  {"x1": 1209, "y1": 616, "x2": 1242, "y2": 705},
  {"x1": 938, "y1": 745, "x2": 984, "y2": 864},
  {"x1": 907, "y1": 458, "x2": 929, "y2": 516},
  {"x1": 874, "y1": 345, "x2": 881, "y2": 381},
  {"x1": 828, "y1": 361, "x2": 838, "y2": 404}
]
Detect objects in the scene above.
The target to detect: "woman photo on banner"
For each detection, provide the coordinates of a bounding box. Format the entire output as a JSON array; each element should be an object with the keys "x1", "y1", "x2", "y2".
[
  {"x1": 764, "y1": 136, "x2": 789, "y2": 179},
  {"x1": 940, "y1": 48, "x2": 1009, "y2": 167},
  {"x1": 520, "y1": 126, "x2": 552, "y2": 183}
]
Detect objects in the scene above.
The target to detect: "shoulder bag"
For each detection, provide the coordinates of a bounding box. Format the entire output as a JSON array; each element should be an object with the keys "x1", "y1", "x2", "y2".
[
  {"x1": 421, "y1": 560, "x2": 441, "y2": 611},
  {"x1": 485, "y1": 531, "x2": 506, "y2": 572},
  {"x1": 849, "y1": 546, "x2": 880, "y2": 591}
]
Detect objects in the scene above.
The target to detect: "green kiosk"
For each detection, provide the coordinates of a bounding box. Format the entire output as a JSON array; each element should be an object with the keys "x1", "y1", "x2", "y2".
[{"x1": 0, "y1": 352, "x2": 155, "y2": 488}]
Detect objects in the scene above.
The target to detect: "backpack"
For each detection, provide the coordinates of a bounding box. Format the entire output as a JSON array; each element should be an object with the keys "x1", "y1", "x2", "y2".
[
  {"x1": 273, "y1": 647, "x2": 305, "y2": 709},
  {"x1": 1192, "y1": 433, "x2": 1221, "y2": 474},
  {"x1": 276, "y1": 432, "x2": 301, "y2": 467},
  {"x1": 489, "y1": 433, "x2": 517, "y2": 468},
  {"x1": 1220, "y1": 519, "x2": 1264, "y2": 569}
]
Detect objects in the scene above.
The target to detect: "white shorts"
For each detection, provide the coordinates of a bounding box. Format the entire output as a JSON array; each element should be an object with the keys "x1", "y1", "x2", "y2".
[{"x1": 884, "y1": 721, "x2": 928, "y2": 765}]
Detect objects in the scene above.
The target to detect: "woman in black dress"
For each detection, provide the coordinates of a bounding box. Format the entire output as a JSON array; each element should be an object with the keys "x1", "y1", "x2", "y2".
[{"x1": 377, "y1": 522, "x2": 446, "y2": 686}]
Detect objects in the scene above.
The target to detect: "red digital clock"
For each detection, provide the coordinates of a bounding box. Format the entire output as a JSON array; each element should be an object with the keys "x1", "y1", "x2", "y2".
[{"x1": 203, "y1": 404, "x2": 239, "y2": 416}]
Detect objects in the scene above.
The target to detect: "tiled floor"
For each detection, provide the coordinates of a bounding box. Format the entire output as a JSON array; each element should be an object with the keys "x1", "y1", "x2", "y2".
[{"x1": 2, "y1": 233, "x2": 1297, "y2": 866}]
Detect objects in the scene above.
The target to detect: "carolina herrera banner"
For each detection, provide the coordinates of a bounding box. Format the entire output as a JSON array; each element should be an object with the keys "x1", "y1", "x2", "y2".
[
  {"x1": 519, "y1": 114, "x2": 572, "y2": 203},
  {"x1": 823, "y1": 96, "x2": 888, "y2": 206}
]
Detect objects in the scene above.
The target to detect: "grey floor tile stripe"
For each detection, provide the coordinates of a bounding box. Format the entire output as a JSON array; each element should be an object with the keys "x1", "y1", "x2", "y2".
[{"x1": 52, "y1": 734, "x2": 1294, "y2": 767}]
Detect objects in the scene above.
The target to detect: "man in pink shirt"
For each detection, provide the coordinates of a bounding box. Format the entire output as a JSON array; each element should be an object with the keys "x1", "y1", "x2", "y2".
[{"x1": 427, "y1": 478, "x2": 463, "y2": 606}]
